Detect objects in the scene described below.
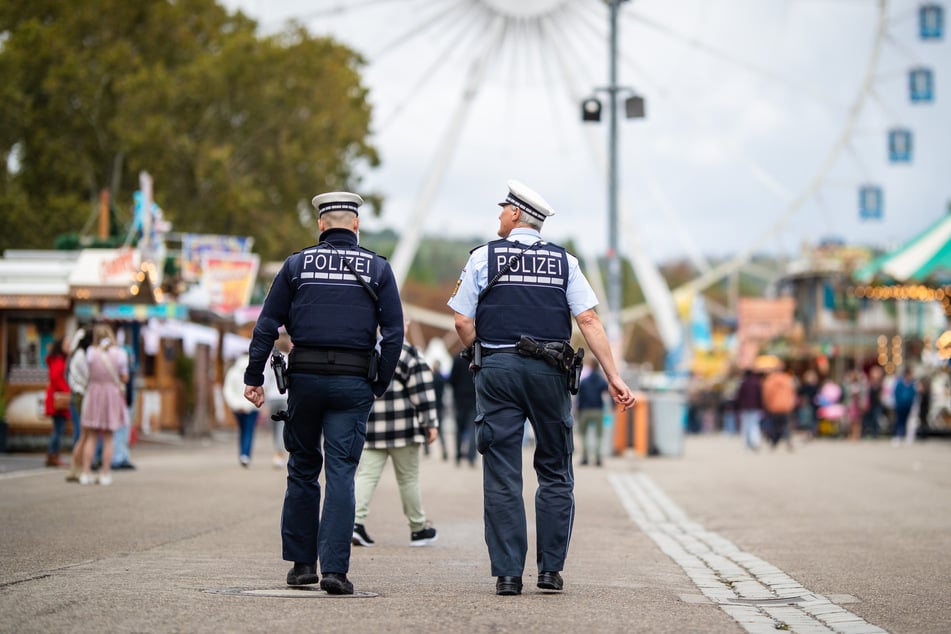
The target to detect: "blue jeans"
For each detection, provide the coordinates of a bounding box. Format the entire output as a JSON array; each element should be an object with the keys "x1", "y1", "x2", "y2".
[
  {"x1": 893, "y1": 406, "x2": 912, "y2": 439},
  {"x1": 739, "y1": 410, "x2": 762, "y2": 450},
  {"x1": 48, "y1": 414, "x2": 67, "y2": 454},
  {"x1": 280, "y1": 374, "x2": 373, "y2": 574},
  {"x1": 721, "y1": 410, "x2": 737, "y2": 434},
  {"x1": 862, "y1": 405, "x2": 881, "y2": 437},
  {"x1": 234, "y1": 410, "x2": 258, "y2": 460},
  {"x1": 95, "y1": 417, "x2": 132, "y2": 466},
  {"x1": 112, "y1": 421, "x2": 131, "y2": 465}
]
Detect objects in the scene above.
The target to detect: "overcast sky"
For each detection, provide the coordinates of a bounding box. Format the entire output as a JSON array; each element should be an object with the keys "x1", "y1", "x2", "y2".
[{"x1": 220, "y1": 0, "x2": 950, "y2": 266}]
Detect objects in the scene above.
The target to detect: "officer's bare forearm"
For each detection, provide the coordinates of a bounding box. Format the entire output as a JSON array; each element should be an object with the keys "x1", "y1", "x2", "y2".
[
  {"x1": 575, "y1": 309, "x2": 621, "y2": 381},
  {"x1": 454, "y1": 313, "x2": 476, "y2": 348},
  {"x1": 577, "y1": 309, "x2": 636, "y2": 409}
]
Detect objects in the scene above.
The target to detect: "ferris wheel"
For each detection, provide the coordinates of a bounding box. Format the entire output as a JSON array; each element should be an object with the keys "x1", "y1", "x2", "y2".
[{"x1": 229, "y1": 0, "x2": 948, "y2": 358}]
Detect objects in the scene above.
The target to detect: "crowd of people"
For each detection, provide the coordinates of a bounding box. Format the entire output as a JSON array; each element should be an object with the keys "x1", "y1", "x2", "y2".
[
  {"x1": 43, "y1": 322, "x2": 137, "y2": 485},
  {"x1": 686, "y1": 360, "x2": 948, "y2": 449}
]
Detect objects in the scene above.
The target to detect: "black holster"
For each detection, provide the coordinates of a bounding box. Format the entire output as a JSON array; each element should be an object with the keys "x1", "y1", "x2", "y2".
[
  {"x1": 465, "y1": 342, "x2": 483, "y2": 370},
  {"x1": 515, "y1": 336, "x2": 573, "y2": 372},
  {"x1": 368, "y1": 348, "x2": 380, "y2": 382},
  {"x1": 567, "y1": 348, "x2": 585, "y2": 395},
  {"x1": 270, "y1": 349, "x2": 287, "y2": 394}
]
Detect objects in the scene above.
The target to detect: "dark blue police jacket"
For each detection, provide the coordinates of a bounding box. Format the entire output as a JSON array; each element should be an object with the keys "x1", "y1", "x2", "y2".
[
  {"x1": 475, "y1": 238, "x2": 571, "y2": 346},
  {"x1": 245, "y1": 228, "x2": 404, "y2": 396}
]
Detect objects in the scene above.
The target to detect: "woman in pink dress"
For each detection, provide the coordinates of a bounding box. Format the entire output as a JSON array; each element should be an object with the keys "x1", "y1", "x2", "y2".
[{"x1": 78, "y1": 324, "x2": 129, "y2": 486}]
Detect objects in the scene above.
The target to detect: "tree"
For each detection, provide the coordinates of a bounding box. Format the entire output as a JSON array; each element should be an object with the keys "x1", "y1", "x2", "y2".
[{"x1": 0, "y1": 0, "x2": 378, "y2": 261}]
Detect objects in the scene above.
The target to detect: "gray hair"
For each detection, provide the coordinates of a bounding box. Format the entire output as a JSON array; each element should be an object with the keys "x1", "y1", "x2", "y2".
[
  {"x1": 320, "y1": 210, "x2": 358, "y2": 228},
  {"x1": 517, "y1": 210, "x2": 543, "y2": 231}
]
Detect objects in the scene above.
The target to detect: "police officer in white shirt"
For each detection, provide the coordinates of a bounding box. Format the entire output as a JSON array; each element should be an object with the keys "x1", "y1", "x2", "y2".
[{"x1": 448, "y1": 179, "x2": 635, "y2": 596}]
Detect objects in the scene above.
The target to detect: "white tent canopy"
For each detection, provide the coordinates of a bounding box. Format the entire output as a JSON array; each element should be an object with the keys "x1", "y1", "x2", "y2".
[{"x1": 854, "y1": 212, "x2": 951, "y2": 283}]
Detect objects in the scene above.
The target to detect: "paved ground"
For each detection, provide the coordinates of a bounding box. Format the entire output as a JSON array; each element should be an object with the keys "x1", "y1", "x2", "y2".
[{"x1": 0, "y1": 429, "x2": 948, "y2": 633}]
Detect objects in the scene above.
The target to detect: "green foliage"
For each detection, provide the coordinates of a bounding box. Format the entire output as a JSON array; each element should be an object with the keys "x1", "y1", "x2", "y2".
[
  {"x1": 0, "y1": 0, "x2": 378, "y2": 261},
  {"x1": 357, "y1": 230, "x2": 476, "y2": 286}
]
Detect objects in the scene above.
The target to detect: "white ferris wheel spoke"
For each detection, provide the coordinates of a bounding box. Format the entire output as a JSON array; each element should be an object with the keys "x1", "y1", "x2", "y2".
[{"x1": 387, "y1": 15, "x2": 507, "y2": 288}]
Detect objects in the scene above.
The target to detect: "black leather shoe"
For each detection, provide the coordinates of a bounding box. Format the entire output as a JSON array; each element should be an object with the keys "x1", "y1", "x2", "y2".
[
  {"x1": 320, "y1": 572, "x2": 354, "y2": 595},
  {"x1": 286, "y1": 562, "x2": 318, "y2": 586},
  {"x1": 537, "y1": 571, "x2": 564, "y2": 591},
  {"x1": 496, "y1": 576, "x2": 523, "y2": 596}
]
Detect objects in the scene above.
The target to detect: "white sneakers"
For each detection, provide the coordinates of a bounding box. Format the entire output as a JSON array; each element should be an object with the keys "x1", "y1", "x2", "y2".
[{"x1": 78, "y1": 473, "x2": 113, "y2": 486}]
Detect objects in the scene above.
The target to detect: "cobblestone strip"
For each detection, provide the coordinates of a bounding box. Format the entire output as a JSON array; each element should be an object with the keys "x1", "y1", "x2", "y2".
[{"x1": 609, "y1": 473, "x2": 887, "y2": 634}]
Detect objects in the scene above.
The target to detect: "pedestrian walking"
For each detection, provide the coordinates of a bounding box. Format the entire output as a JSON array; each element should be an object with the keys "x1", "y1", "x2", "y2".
[
  {"x1": 352, "y1": 328, "x2": 440, "y2": 548},
  {"x1": 448, "y1": 351, "x2": 478, "y2": 467},
  {"x1": 65, "y1": 328, "x2": 92, "y2": 482},
  {"x1": 78, "y1": 324, "x2": 129, "y2": 486},
  {"x1": 892, "y1": 367, "x2": 918, "y2": 446},
  {"x1": 225, "y1": 353, "x2": 258, "y2": 467},
  {"x1": 43, "y1": 336, "x2": 71, "y2": 468},
  {"x1": 447, "y1": 179, "x2": 635, "y2": 596},
  {"x1": 422, "y1": 358, "x2": 449, "y2": 461},
  {"x1": 735, "y1": 369, "x2": 763, "y2": 450},
  {"x1": 761, "y1": 361, "x2": 796, "y2": 450},
  {"x1": 575, "y1": 358, "x2": 610, "y2": 466},
  {"x1": 916, "y1": 372, "x2": 932, "y2": 436},
  {"x1": 796, "y1": 368, "x2": 819, "y2": 440},
  {"x1": 107, "y1": 336, "x2": 137, "y2": 471},
  {"x1": 242, "y1": 191, "x2": 403, "y2": 595},
  {"x1": 263, "y1": 331, "x2": 291, "y2": 468},
  {"x1": 844, "y1": 369, "x2": 869, "y2": 441},
  {"x1": 862, "y1": 366, "x2": 884, "y2": 438}
]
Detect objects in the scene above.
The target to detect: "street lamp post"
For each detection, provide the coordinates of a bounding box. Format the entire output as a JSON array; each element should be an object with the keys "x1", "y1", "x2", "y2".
[
  {"x1": 581, "y1": 0, "x2": 643, "y2": 359},
  {"x1": 606, "y1": 0, "x2": 624, "y2": 354}
]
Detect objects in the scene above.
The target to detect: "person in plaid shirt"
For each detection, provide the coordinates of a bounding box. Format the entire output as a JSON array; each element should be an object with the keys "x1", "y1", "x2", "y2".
[{"x1": 353, "y1": 331, "x2": 440, "y2": 547}]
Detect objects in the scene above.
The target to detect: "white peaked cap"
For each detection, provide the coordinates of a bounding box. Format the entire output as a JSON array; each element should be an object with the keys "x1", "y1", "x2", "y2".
[
  {"x1": 311, "y1": 191, "x2": 364, "y2": 216},
  {"x1": 497, "y1": 179, "x2": 555, "y2": 222}
]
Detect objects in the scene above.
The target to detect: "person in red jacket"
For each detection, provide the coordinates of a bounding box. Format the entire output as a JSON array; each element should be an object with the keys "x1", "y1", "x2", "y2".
[{"x1": 44, "y1": 336, "x2": 71, "y2": 467}]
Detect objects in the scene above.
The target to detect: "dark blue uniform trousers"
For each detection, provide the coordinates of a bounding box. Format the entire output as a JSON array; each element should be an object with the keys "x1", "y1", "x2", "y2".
[
  {"x1": 474, "y1": 353, "x2": 575, "y2": 577},
  {"x1": 281, "y1": 373, "x2": 373, "y2": 574}
]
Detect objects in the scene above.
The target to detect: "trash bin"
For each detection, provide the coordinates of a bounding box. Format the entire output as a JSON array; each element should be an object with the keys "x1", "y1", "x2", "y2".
[{"x1": 648, "y1": 390, "x2": 686, "y2": 457}]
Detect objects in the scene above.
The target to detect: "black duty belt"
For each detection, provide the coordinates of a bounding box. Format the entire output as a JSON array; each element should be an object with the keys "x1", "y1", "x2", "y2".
[
  {"x1": 481, "y1": 346, "x2": 519, "y2": 357},
  {"x1": 288, "y1": 346, "x2": 372, "y2": 377}
]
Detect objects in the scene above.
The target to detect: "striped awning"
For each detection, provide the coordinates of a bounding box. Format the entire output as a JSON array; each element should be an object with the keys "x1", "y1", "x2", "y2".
[{"x1": 853, "y1": 212, "x2": 951, "y2": 283}]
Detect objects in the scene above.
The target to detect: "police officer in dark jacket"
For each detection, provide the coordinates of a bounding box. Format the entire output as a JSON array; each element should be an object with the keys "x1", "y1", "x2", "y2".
[
  {"x1": 447, "y1": 179, "x2": 636, "y2": 596},
  {"x1": 244, "y1": 191, "x2": 403, "y2": 595}
]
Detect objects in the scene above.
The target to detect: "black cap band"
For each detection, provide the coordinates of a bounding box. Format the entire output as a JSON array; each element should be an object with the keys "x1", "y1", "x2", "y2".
[
  {"x1": 318, "y1": 202, "x2": 359, "y2": 215},
  {"x1": 505, "y1": 193, "x2": 546, "y2": 222}
]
